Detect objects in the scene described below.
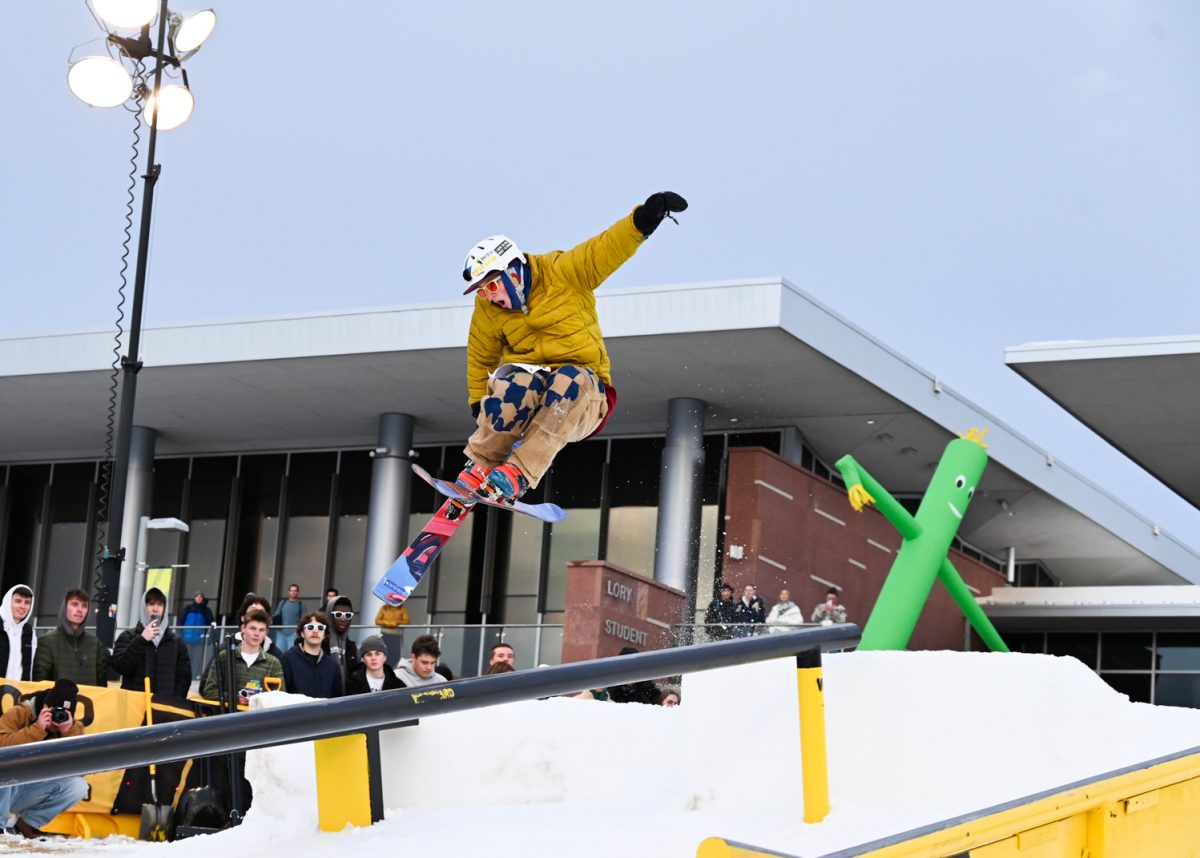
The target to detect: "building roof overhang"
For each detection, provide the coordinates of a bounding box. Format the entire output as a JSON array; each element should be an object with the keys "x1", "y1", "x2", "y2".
[{"x1": 3, "y1": 278, "x2": 1197, "y2": 587}]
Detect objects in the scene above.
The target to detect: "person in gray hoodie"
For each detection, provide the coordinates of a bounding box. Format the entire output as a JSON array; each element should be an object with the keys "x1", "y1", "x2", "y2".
[
  {"x1": 324, "y1": 595, "x2": 359, "y2": 681},
  {"x1": 394, "y1": 634, "x2": 446, "y2": 688},
  {"x1": 0, "y1": 585, "x2": 36, "y2": 681},
  {"x1": 110, "y1": 587, "x2": 192, "y2": 698}
]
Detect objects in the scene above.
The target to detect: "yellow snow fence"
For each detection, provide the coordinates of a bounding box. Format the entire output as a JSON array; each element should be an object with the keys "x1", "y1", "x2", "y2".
[{"x1": 698, "y1": 745, "x2": 1200, "y2": 857}]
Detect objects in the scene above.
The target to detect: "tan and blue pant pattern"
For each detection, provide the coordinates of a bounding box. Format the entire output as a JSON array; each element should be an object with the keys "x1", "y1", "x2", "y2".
[{"x1": 465, "y1": 365, "x2": 608, "y2": 488}]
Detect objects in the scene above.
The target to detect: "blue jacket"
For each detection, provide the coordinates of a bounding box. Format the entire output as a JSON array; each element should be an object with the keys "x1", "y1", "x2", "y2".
[
  {"x1": 280, "y1": 644, "x2": 344, "y2": 699},
  {"x1": 178, "y1": 600, "x2": 215, "y2": 645}
]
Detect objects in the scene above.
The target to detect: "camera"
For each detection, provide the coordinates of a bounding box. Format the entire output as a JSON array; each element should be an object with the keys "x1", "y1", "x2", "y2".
[{"x1": 50, "y1": 706, "x2": 71, "y2": 724}]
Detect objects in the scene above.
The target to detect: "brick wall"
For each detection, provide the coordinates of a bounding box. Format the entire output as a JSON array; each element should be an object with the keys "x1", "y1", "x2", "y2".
[{"x1": 723, "y1": 447, "x2": 1008, "y2": 651}]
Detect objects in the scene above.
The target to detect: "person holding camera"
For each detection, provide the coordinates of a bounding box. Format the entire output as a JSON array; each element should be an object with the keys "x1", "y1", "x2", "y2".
[
  {"x1": 0, "y1": 679, "x2": 89, "y2": 838},
  {"x1": 110, "y1": 588, "x2": 192, "y2": 699}
]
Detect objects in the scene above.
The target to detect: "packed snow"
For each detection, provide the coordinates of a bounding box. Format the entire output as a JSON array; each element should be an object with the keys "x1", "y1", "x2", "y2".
[{"x1": 4, "y1": 651, "x2": 1200, "y2": 856}]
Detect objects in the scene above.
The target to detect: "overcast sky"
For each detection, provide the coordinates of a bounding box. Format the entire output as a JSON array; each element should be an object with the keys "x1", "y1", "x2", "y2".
[{"x1": 4, "y1": 2, "x2": 1200, "y2": 541}]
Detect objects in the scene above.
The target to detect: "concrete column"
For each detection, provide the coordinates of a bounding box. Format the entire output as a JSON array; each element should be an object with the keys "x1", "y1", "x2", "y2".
[
  {"x1": 116, "y1": 426, "x2": 157, "y2": 629},
  {"x1": 360, "y1": 414, "x2": 415, "y2": 622},
  {"x1": 653, "y1": 398, "x2": 705, "y2": 623}
]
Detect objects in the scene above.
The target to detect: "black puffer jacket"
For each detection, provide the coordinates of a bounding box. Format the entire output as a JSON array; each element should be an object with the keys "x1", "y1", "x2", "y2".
[
  {"x1": 110, "y1": 587, "x2": 192, "y2": 698},
  {"x1": 345, "y1": 662, "x2": 405, "y2": 695}
]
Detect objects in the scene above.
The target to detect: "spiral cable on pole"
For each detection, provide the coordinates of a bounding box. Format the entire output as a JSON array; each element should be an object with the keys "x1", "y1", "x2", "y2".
[{"x1": 95, "y1": 75, "x2": 146, "y2": 592}]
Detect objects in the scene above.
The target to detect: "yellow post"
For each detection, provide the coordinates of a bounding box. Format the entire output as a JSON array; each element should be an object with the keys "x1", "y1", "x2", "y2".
[
  {"x1": 313, "y1": 732, "x2": 383, "y2": 831},
  {"x1": 796, "y1": 649, "x2": 830, "y2": 823}
]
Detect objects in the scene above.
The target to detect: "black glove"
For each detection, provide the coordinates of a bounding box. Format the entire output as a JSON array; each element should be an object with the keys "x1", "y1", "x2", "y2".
[
  {"x1": 633, "y1": 191, "x2": 688, "y2": 237},
  {"x1": 470, "y1": 401, "x2": 481, "y2": 420}
]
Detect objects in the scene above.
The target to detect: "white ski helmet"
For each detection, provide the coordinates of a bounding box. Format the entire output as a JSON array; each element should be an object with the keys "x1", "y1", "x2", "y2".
[{"x1": 462, "y1": 235, "x2": 526, "y2": 293}]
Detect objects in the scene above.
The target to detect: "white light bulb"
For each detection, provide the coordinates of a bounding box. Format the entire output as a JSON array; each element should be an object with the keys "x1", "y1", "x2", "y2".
[
  {"x1": 173, "y1": 10, "x2": 217, "y2": 53},
  {"x1": 143, "y1": 85, "x2": 194, "y2": 130},
  {"x1": 67, "y1": 56, "x2": 134, "y2": 108},
  {"x1": 93, "y1": 0, "x2": 157, "y2": 29}
]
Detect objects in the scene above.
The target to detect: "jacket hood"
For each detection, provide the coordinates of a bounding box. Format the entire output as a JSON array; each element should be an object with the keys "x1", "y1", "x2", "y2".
[
  {"x1": 139, "y1": 587, "x2": 170, "y2": 646},
  {"x1": 394, "y1": 658, "x2": 443, "y2": 687},
  {"x1": 57, "y1": 595, "x2": 85, "y2": 638},
  {"x1": 0, "y1": 586, "x2": 34, "y2": 631}
]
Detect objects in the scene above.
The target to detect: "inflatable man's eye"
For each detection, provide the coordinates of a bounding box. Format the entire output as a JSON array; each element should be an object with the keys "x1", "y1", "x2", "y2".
[
  {"x1": 954, "y1": 475, "x2": 966, "y2": 489},
  {"x1": 968, "y1": 487, "x2": 975, "y2": 500}
]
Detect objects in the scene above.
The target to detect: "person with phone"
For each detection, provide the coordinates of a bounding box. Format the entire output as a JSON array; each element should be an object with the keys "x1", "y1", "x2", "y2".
[
  {"x1": 110, "y1": 588, "x2": 192, "y2": 698},
  {"x1": 811, "y1": 587, "x2": 848, "y2": 626}
]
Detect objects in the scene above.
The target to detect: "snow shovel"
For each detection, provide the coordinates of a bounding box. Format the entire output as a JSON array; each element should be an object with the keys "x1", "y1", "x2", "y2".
[{"x1": 139, "y1": 677, "x2": 174, "y2": 841}]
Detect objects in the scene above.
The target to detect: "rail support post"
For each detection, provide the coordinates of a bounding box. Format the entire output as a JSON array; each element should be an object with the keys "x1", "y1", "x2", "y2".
[
  {"x1": 796, "y1": 648, "x2": 830, "y2": 823},
  {"x1": 314, "y1": 728, "x2": 385, "y2": 830}
]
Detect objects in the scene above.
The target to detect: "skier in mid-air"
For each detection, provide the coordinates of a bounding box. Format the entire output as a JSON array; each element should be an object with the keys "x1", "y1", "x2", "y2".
[{"x1": 451, "y1": 192, "x2": 688, "y2": 513}]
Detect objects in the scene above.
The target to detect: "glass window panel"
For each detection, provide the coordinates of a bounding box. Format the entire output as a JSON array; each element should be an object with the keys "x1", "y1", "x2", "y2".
[
  {"x1": 538, "y1": 625, "x2": 564, "y2": 666},
  {"x1": 235, "y1": 454, "x2": 285, "y2": 602},
  {"x1": 547, "y1": 440, "x2": 606, "y2": 507},
  {"x1": 697, "y1": 504, "x2": 718, "y2": 608},
  {"x1": 42, "y1": 522, "x2": 87, "y2": 611},
  {"x1": 185, "y1": 519, "x2": 225, "y2": 617},
  {"x1": 4, "y1": 465, "x2": 49, "y2": 611},
  {"x1": 1100, "y1": 633, "x2": 1153, "y2": 671},
  {"x1": 728, "y1": 431, "x2": 782, "y2": 454},
  {"x1": 1100, "y1": 673, "x2": 1151, "y2": 704},
  {"x1": 544, "y1": 509, "x2": 600, "y2": 614},
  {"x1": 1156, "y1": 633, "x2": 1200, "y2": 672},
  {"x1": 506, "y1": 515, "x2": 542, "y2": 597},
  {"x1": 411, "y1": 511, "x2": 472, "y2": 615},
  {"x1": 501, "y1": 595, "x2": 538, "y2": 625},
  {"x1": 282, "y1": 516, "x2": 329, "y2": 604},
  {"x1": 609, "y1": 438, "x2": 663, "y2": 508},
  {"x1": 332, "y1": 514, "x2": 368, "y2": 603},
  {"x1": 337, "y1": 451, "x2": 372, "y2": 516},
  {"x1": 150, "y1": 458, "x2": 188, "y2": 518},
  {"x1": 404, "y1": 594, "x2": 429, "y2": 626},
  {"x1": 254, "y1": 517, "x2": 279, "y2": 598},
  {"x1": 701, "y1": 436, "x2": 724, "y2": 503},
  {"x1": 1002, "y1": 633, "x2": 1045, "y2": 654},
  {"x1": 1154, "y1": 674, "x2": 1200, "y2": 709},
  {"x1": 1047, "y1": 633, "x2": 1098, "y2": 668},
  {"x1": 606, "y1": 507, "x2": 657, "y2": 577}
]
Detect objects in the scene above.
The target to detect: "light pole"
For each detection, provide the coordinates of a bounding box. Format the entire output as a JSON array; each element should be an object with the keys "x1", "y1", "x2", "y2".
[{"x1": 68, "y1": 0, "x2": 216, "y2": 646}]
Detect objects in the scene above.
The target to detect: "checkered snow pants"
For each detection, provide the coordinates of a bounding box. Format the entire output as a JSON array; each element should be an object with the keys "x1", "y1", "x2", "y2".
[{"x1": 464, "y1": 365, "x2": 608, "y2": 488}]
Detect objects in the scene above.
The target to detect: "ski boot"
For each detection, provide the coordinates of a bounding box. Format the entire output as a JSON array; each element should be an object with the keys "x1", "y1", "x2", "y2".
[
  {"x1": 448, "y1": 462, "x2": 489, "y2": 520},
  {"x1": 476, "y1": 462, "x2": 529, "y2": 504}
]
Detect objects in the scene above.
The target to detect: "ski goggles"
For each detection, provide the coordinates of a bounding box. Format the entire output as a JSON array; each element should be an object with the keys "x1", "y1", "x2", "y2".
[
  {"x1": 330, "y1": 611, "x2": 354, "y2": 620},
  {"x1": 303, "y1": 622, "x2": 326, "y2": 632}
]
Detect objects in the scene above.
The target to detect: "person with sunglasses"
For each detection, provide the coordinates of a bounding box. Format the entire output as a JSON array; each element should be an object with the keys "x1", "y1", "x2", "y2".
[
  {"x1": 279, "y1": 611, "x2": 343, "y2": 699},
  {"x1": 453, "y1": 192, "x2": 689, "y2": 511},
  {"x1": 323, "y1": 596, "x2": 359, "y2": 682}
]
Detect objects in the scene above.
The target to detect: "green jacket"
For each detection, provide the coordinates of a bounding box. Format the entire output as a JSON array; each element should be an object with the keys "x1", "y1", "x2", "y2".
[
  {"x1": 465, "y1": 209, "x2": 644, "y2": 405},
  {"x1": 202, "y1": 644, "x2": 284, "y2": 701},
  {"x1": 31, "y1": 627, "x2": 108, "y2": 688}
]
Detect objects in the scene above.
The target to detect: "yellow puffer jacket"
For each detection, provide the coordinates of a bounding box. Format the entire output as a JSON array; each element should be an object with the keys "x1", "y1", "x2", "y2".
[{"x1": 466, "y1": 209, "x2": 644, "y2": 405}]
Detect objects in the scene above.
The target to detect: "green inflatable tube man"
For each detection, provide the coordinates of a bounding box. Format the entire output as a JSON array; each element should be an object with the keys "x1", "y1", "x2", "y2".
[{"x1": 835, "y1": 427, "x2": 1009, "y2": 652}]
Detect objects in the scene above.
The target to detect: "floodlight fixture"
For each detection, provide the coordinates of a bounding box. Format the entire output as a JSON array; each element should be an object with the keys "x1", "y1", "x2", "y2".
[
  {"x1": 92, "y1": 0, "x2": 158, "y2": 30},
  {"x1": 170, "y1": 9, "x2": 217, "y2": 54},
  {"x1": 143, "y1": 83, "x2": 194, "y2": 130},
  {"x1": 67, "y1": 55, "x2": 134, "y2": 107}
]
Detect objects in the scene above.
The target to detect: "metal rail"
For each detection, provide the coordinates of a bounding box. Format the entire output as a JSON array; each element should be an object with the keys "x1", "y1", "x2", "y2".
[{"x1": 0, "y1": 624, "x2": 859, "y2": 787}]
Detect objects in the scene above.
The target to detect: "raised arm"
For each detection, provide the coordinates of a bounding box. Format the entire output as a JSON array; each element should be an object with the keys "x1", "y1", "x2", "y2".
[{"x1": 835, "y1": 454, "x2": 922, "y2": 542}]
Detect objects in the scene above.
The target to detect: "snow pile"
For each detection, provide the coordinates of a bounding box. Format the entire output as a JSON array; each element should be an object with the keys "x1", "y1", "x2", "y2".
[{"x1": 11, "y1": 651, "x2": 1200, "y2": 857}]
